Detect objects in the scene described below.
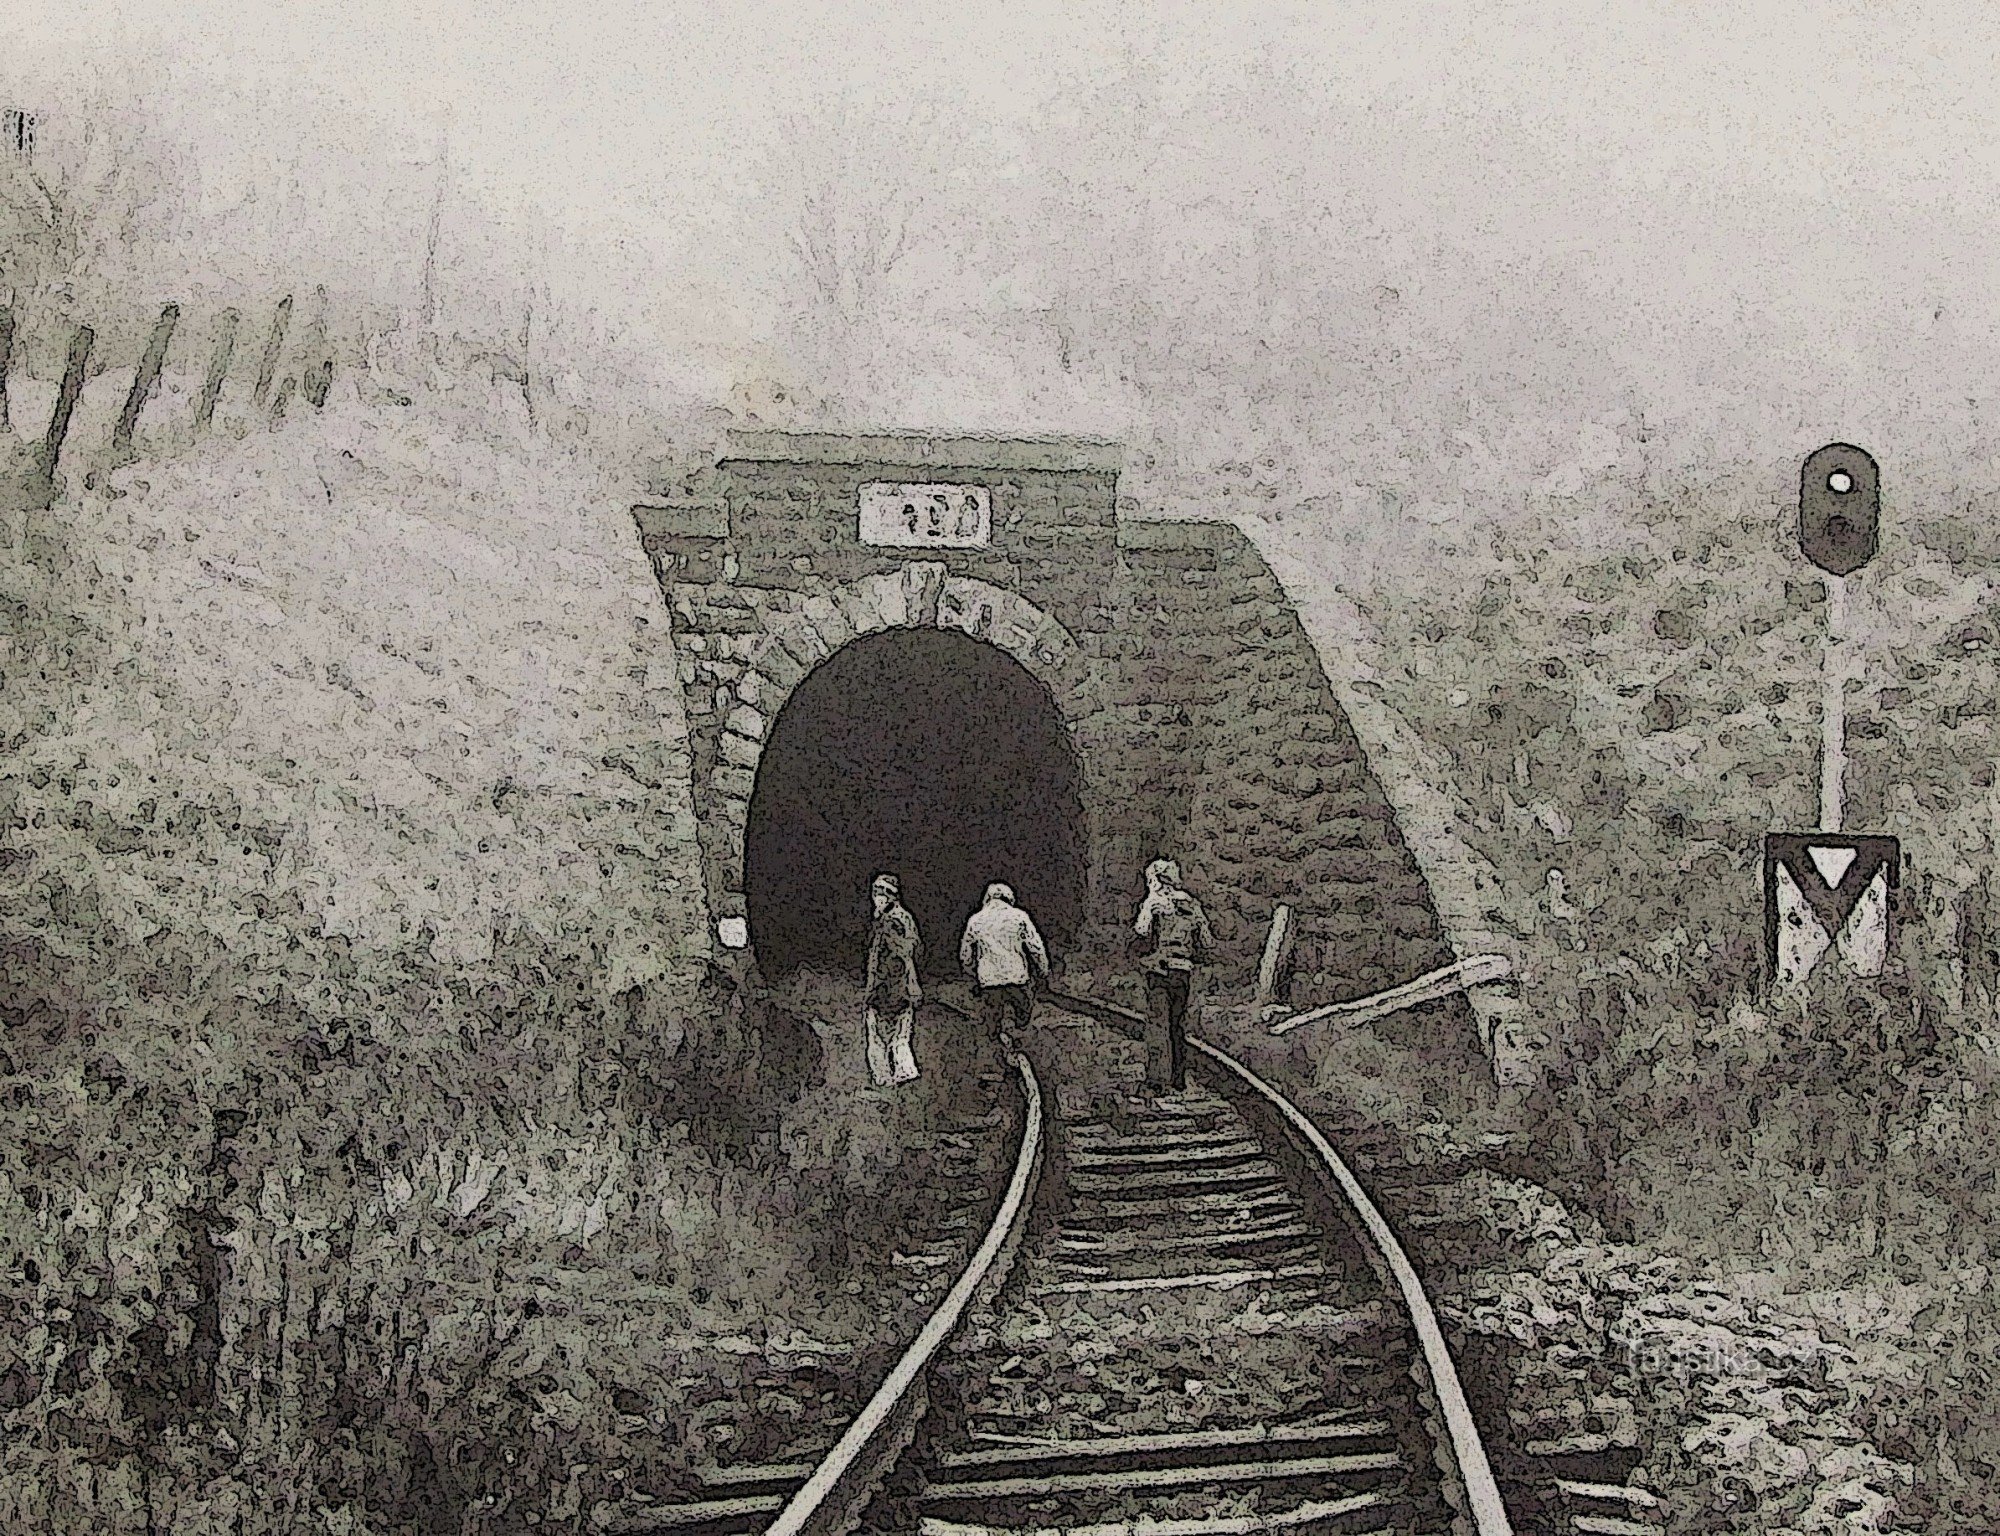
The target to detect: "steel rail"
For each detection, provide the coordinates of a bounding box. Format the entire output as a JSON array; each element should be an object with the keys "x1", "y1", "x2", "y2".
[
  {"x1": 1186, "y1": 1035, "x2": 1514, "y2": 1536},
  {"x1": 1052, "y1": 988, "x2": 1514, "y2": 1536},
  {"x1": 763, "y1": 1051, "x2": 1045, "y2": 1536}
]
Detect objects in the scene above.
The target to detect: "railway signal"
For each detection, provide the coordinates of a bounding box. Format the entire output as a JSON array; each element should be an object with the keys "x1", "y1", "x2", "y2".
[
  {"x1": 1765, "y1": 444, "x2": 1899, "y2": 988},
  {"x1": 1798, "y1": 443, "x2": 1879, "y2": 577}
]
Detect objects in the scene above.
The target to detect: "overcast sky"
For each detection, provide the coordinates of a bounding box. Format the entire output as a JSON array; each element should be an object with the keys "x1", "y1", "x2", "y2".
[
  {"x1": 7, "y1": 0, "x2": 1992, "y2": 210},
  {"x1": 13, "y1": 1, "x2": 1997, "y2": 249},
  {"x1": 7, "y1": 1, "x2": 2000, "y2": 476}
]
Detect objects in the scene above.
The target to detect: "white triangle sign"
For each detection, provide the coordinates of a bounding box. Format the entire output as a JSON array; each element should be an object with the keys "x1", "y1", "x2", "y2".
[
  {"x1": 1835, "y1": 869, "x2": 1890, "y2": 975},
  {"x1": 1766, "y1": 834, "x2": 1901, "y2": 987},
  {"x1": 1774, "y1": 866, "x2": 1834, "y2": 983}
]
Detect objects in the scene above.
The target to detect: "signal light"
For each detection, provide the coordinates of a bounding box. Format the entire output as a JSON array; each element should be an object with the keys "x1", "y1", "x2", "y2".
[{"x1": 1799, "y1": 443, "x2": 1879, "y2": 577}]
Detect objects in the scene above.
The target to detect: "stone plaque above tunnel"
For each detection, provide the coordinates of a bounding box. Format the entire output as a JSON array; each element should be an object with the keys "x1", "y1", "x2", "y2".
[
  {"x1": 689, "y1": 430, "x2": 1126, "y2": 624},
  {"x1": 858, "y1": 483, "x2": 992, "y2": 548}
]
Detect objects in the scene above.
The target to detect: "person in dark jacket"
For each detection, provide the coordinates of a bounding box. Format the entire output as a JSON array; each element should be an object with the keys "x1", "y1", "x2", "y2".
[
  {"x1": 1131, "y1": 859, "x2": 1215, "y2": 1092},
  {"x1": 865, "y1": 874, "x2": 922, "y2": 1086}
]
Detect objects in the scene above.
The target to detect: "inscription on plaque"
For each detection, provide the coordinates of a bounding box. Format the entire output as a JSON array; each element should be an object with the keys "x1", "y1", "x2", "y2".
[{"x1": 858, "y1": 483, "x2": 992, "y2": 548}]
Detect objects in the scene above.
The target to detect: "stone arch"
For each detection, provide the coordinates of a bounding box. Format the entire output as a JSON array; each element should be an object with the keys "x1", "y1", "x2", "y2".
[{"x1": 699, "y1": 564, "x2": 1090, "y2": 932}]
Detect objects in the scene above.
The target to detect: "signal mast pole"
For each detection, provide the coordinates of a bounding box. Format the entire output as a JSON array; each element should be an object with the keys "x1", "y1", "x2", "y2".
[
  {"x1": 1765, "y1": 444, "x2": 1895, "y2": 991},
  {"x1": 1799, "y1": 445, "x2": 1877, "y2": 831},
  {"x1": 1821, "y1": 574, "x2": 1846, "y2": 832}
]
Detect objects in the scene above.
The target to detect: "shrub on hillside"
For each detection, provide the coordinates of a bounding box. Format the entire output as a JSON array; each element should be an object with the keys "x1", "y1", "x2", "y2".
[{"x1": 0, "y1": 364, "x2": 870, "y2": 1531}]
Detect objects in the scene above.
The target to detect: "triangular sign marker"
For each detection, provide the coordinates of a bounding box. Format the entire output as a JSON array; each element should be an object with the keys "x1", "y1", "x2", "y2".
[{"x1": 1763, "y1": 834, "x2": 1900, "y2": 986}]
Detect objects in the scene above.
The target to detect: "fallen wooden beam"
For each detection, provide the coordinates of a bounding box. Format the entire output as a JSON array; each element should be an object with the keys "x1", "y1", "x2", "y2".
[{"x1": 1268, "y1": 954, "x2": 1515, "y2": 1036}]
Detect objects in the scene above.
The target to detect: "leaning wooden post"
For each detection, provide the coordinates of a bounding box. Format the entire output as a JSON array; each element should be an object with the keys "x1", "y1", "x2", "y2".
[
  {"x1": 0, "y1": 298, "x2": 15, "y2": 431},
  {"x1": 36, "y1": 323, "x2": 95, "y2": 493},
  {"x1": 110, "y1": 302, "x2": 181, "y2": 464},
  {"x1": 251, "y1": 295, "x2": 292, "y2": 408},
  {"x1": 195, "y1": 308, "x2": 240, "y2": 432},
  {"x1": 1267, "y1": 954, "x2": 1517, "y2": 1037},
  {"x1": 1254, "y1": 903, "x2": 1296, "y2": 1010}
]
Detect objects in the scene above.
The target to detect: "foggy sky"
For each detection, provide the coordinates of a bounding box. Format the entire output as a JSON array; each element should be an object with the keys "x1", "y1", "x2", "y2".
[
  {"x1": 7, "y1": 1, "x2": 2000, "y2": 478},
  {"x1": 16, "y1": 0, "x2": 1998, "y2": 224}
]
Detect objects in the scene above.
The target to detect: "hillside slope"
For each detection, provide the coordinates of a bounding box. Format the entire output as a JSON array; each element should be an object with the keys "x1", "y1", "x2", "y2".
[
  {"x1": 2, "y1": 373, "x2": 709, "y2": 1081},
  {"x1": 0, "y1": 372, "x2": 834, "y2": 1533}
]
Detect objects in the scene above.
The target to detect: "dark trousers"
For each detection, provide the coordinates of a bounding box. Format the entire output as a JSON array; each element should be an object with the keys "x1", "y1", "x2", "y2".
[
  {"x1": 978, "y1": 983, "x2": 1034, "y2": 1044},
  {"x1": 1145, "y1": 971, "x2": 1191, "y2": 1090}
]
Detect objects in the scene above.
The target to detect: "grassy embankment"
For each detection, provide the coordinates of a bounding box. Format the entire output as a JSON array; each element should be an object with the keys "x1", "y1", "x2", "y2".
[
  {"x1": 0, "y1": 356, "x2": 1005, "y2": 1534},
  {"x1": 1200, "y1": 474, "x2": 2000, "y2": 1534}
]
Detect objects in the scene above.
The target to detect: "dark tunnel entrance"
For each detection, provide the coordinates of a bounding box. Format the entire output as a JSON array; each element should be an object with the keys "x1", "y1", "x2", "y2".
[{"x1": 743, "y1": 628, "x2": 1087, "y2": 981}]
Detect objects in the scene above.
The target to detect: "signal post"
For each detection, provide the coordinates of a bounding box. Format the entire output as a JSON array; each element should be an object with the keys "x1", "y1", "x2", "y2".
[{"x1": 1764, "y1": 444, "x2": 1900, "y2": 989}]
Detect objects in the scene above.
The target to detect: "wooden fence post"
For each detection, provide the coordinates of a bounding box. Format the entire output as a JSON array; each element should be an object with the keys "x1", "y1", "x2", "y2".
[
  {"x1": 0, "y1": 299, "x2": 14, "y2": 432},
  {"x1": 110, "y1": 303, "x2": 181, "y2": 464},
  {"x1": 306, "y1": 354, "x2": 333, "y2": 408},
  {"x1": 302, "y1": 284, "x2": 333, "y2": 409},
  {"x1": 35, "y1": 323, "x2": 94, "y2": 496},
  {"x1": 195, "y1": 308, "x2": 240, "y2": 432},
  {"x1": 252, "y1": 295, "x2": 293, "y2": 408}
]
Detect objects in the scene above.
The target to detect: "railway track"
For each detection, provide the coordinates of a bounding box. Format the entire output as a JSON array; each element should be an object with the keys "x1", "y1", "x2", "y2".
[{"x1": 640, "y1": 997, "x2": 1657, "y2": 1536}]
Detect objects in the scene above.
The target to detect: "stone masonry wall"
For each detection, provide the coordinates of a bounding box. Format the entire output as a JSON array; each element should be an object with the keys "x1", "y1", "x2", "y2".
[{"x1": 1102, "y1": 523, "x2": 1462, "y2": 1025}]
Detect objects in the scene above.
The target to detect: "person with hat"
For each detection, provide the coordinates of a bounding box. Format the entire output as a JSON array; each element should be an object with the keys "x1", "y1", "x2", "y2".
[{"x1": 865, "y1": 873, "x2": 922, "y2": 1086}]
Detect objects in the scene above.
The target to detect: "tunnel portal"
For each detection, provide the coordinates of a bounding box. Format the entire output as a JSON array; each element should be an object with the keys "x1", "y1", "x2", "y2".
[
  {"x1": 637, "y1": 430, "x2": 1475, "y2": 1046},
  {"x1": 743, "y1": 628, "x2": 1088, "y2": 980}
]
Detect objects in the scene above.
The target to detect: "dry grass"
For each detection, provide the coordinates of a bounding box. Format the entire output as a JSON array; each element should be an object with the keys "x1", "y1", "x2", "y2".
[{"x1": 0, "y1": 358, "x2": 1004, "y2": 1532}]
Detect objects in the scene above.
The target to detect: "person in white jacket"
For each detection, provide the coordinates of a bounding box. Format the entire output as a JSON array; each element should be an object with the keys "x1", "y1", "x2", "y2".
[{"x1": 958, "y1": 883, "x2": 1050, "y2": 1048}]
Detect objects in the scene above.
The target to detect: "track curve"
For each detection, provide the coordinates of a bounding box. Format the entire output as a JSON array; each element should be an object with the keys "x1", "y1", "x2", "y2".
[
  {"x1": 625, "y1": 997, "x2": 1521, "y2": 1536},
  {"x1": 827, "y1": 999, "x2": 1514, "y2": 1536}
]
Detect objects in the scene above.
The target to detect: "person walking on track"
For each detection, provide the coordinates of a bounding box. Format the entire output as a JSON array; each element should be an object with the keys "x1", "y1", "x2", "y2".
[
  {"x1": 959, "y1": 882, "x2": 1050, "y2": 1050},
  {"x1": 864, "y1": 874, "x2": 922, "y2": 1087},
  {"x1": 1131, "y1": 858, "x2": 1215, "y2": 1093}
]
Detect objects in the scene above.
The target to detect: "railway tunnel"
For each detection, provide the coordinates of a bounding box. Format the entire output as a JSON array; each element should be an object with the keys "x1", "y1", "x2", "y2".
[
  {"x1": 635, "y1": 430, "x2": 1490, "y2": 1058},
  {"x1": 743, "y1": 626, "x2": 1088, "y2": 979}
]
